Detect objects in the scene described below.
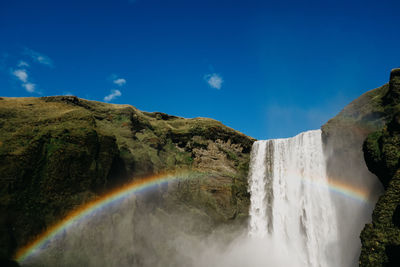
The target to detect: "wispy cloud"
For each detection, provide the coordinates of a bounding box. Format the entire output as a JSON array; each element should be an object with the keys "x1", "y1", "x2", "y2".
[
  {"x1": 22, "y1": 82, "x2": 36, "y2": 93},
  {"x1": 113, "y1": 78, "x2": 126, "y2": 86},
  {"x1": 204, "y1": 73, "x2": 223, "y2": 89},
  {"x1": 7, "y1": 49, "x2": 53, "y2": 94},
  {"x1": 104, "y1": 89, "x2": 122, "y2": 102},
  {"x1": 18, "y1": 61, "x2": 29, "y2": 67},
  {"x1": 12, "y1": 68, "x2": 37, "y2": 93},
  {"x1": 105, "y1": 75, "x2": 125, "y2": 102},
  {"x1": 62, "y1": 91, "x2": 74, "y2": 96},
  {"x1": 23, "y1": 48, "x2": 54, "y2": 67},
  {"x1": 12, "y1": 69, "x2": 28, "y2": 83}
]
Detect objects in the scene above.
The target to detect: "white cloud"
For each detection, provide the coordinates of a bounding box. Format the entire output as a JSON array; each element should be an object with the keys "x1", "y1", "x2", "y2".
[
  {"x1": 24, "y1": 48, "x2": 54, "y2": 67},
  {"x1": 113, "y1": 78, "x2": 126, "y2": 86},
  {"x1": 204, "y1": 73, "x2": 223, "y2": 89},
  {"x1": 12, "y1": 69, "x2": 28, "y2": 83},
  {"x1": 22, "y1": 83, "x2": 36, "y2": 93},
  {"x1": 18, "y1": 61, "x2": 29, "y2": 67},
  {"x1": 12, "y1": 68, "x2": 37, "y2": 93},
  {"x1": 104, "y1": 89, "x2": 122, "y2": 102}
]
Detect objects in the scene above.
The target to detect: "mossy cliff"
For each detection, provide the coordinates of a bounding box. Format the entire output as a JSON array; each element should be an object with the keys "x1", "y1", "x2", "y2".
[
  {"x1": 360, "y1": 68, "x2": 400, "y2": 266},
  {"x1": 0, "y1": 96, "x2": 255, "y2": 260},
  {"x1": 321, "y1": 69, "x2": 400, "y2": 266}
]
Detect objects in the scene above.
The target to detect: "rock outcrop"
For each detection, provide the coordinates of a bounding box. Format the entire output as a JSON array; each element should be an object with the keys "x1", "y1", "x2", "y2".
[
  {"x1": 321, "y1": 68, "x2": 400, "y2": 266},
  {"x1": 360, "y1": 69, "x2": 400, "y2": 266}
]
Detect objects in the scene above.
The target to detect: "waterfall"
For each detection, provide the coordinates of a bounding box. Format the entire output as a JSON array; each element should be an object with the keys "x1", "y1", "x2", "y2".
[{"x1": 248, "y1": 130, "x2": 338, "y2": 267}]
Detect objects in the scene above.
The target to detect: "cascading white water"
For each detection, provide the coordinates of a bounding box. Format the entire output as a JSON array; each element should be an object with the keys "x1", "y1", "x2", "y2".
[{"x1": 248, "y1": 130, "x2": 338, "y2": 267}]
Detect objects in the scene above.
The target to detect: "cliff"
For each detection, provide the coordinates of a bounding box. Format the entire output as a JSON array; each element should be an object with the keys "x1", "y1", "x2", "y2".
[
  {"x1": 360, "y1": 68, "x2": 400, "y2": 266},
  {"x1": 0, "y1": 96, "x2": 255, "y2": 261},
  {"x1": 321, "y1": 72, "x2": 390, "y2": 266},
  {"x1": 322, "y1": 68, "x2": 400, "y2": 266}
]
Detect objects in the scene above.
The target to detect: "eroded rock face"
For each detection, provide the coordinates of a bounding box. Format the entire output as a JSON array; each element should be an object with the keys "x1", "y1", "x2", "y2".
[{"x1": 0, "y1": 97, "x2": 255, "y2": 260}]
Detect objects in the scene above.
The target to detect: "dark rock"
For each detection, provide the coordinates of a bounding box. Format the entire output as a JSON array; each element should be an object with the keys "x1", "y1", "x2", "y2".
[
  {"x1": 388, "y1": 112, "x2": 400, "y2": 133},
  {"x1": 153, "y1": 112, "x2": 181, "y2": 120},
  {"x1": 40, "y1": 95, "x2": 92, "y2": 110},
  {"x1": 393, "y1": 205, "x2": 400, "y2": 227},
  {"x1": 0, "y1": 259, "x2": 20, "y2": 267},
  {"x1": 383, "y1": 68, "x2": 400, "y2": 106},
  {"x1": 385, "y1": 245, "x2": 400, "y2": 267}
]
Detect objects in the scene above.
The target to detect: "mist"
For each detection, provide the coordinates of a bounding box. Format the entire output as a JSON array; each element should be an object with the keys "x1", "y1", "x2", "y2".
[
  {"x1": 21, "y1": 181, "x2": 300, "y2": 267},
  {"x1": 21, "y1": 127, "x2": 384, "y2": 267},
  {"x1": 322, "y1": 125, "x2": 384, "y2": 266}
]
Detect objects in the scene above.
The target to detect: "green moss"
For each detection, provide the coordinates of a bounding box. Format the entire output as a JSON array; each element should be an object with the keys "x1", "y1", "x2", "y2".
[
  {"x1": 365, "y1": 131, "x2": 383, "y2": 162},
  {"x1": 237, "y1": 160, "x2": 250, "y2": 175},
  {"x1": 114, "y1": 114, "x2": 131, "y2": 123},
  {"x1": 360, "y1": 118, "x2": 400, "y2": 266}
]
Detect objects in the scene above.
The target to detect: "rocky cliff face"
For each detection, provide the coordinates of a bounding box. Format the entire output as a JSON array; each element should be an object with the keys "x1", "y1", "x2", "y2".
[
  {"x1": 360, "y1": 69, "x2": 400, "y2": 266},
  {"x1": 321, "y1": 68, "x2": 400, "y2": 266},
  {"x1": 0, "y1": 96, "x2": 255, "y2": 261},
  {"x1": 321, "y1": 72, "x2": 389, "y2": 266}
]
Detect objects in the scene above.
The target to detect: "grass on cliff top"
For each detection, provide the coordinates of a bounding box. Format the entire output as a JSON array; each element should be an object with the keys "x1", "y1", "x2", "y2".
[
  {"x1": 322, "y1": 84, "x2": 389, "y2": 134},
  {"x1": 0, "y1": 96, "x2": 253, "y2": 144},
  {"x1": 0, "y1": 96, "x2": 254, "y2": 177}
]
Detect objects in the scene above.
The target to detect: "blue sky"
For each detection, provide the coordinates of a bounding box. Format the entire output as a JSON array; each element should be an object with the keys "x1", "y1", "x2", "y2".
[{"x1": 0, "y1": 0, "x2": 399, "y2": 139}]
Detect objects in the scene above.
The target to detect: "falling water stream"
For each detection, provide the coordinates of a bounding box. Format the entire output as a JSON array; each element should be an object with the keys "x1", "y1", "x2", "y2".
[{"x1": 248, "y1": 130, "x2": 338, "y2": 267}]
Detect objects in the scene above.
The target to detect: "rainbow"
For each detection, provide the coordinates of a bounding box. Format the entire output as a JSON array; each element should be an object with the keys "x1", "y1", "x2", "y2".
[
  {"x1": 281, "y1": 168, "x2": 372, "y2": 204},
  {"x1": 15, "y1": 169, "x2": 372, "y2": 263},
  {"x1": 295, "y1": 169, "x2": 372, "y2": 203},
  {"x1": 15, "y1": 171, "x2": 195, "y2": 263},
  {"x1": 324, "y1": 177, "x2": 371, "y2": 203}
]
